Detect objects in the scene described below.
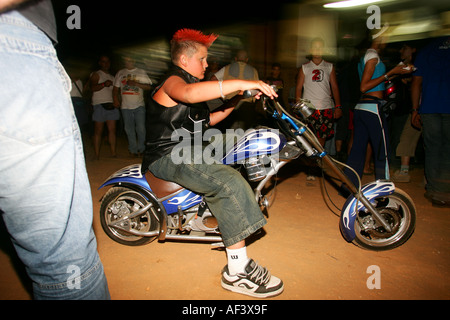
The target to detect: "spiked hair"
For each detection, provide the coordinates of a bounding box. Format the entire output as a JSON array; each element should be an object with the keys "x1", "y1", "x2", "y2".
[
  {"x1": 170, "y1": 29, "x2": 218, "y2": 64},
  {"x1": 172, "y1": 29, "x2": 218, "y2": 47}
]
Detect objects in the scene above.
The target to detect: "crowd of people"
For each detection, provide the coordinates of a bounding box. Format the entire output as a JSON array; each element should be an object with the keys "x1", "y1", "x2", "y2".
[
  {"x1": 1, "y1": 0, "x2": 448, "y2": 301},
  {"x1": 70, "y1": 54, "x2": 152, "y2": 160},
  {"x1": 71, "y1": 32, "x2": 440, "y2": 195},
  {"x1": 72, "y1": 27, "x2": 450, "y2": 298}
]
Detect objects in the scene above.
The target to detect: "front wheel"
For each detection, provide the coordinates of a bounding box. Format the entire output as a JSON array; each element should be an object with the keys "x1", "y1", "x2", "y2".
[
  {"x1": 353, "y1": 189, "x2": 416, "y2": 251},
  {"x1": 100, "y1": 187, "x2": 160, "y2": 246}
]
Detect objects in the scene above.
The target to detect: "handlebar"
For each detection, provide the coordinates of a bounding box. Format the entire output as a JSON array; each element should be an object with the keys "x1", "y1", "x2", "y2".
[
  {"x1": 243, "y1": 84, "x2": 278, "y2": 100},
  {"x1": 242, "y1": 89, "x2": 260, "y2": 99},
  {"x1": 244, "y1": 85, "x2": 375, "y2": 204},
  {"x1": 243, "y1": 87, "x2": 314, "y2": 122},
  {"x1": 242, "y1": 87, "x2": 316, "y2": 144}
]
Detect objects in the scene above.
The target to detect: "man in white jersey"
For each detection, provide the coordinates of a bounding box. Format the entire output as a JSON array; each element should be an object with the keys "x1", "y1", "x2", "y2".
[
  {"x1": 295, "y1": 37, "x2": 342, "y2": 181},
  {"x1": 295, "y1": 38, "x2": 342, "y2": 146},
  {"x1": 113, "y1": 56, "x2": 152, "y2": 156}
]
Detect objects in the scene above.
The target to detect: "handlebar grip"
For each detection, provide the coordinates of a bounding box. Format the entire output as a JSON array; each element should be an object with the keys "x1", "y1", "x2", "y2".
[
  {"x1": 243, "y1": 85, "x2": 278, "y2": 99},
  {"x1": 243, "y1": 89, "x2": 260, "y2": 99}
]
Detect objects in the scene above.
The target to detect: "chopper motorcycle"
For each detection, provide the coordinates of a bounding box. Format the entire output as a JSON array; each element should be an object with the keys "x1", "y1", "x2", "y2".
[{"x1": 98, "y1": 91, "x2": 416, "y2": 251}]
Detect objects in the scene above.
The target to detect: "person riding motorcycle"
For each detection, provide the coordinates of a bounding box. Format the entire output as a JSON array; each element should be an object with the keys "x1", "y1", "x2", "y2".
[{"x1": 141, "y1": 29, "x2": 283, "y2": 298}]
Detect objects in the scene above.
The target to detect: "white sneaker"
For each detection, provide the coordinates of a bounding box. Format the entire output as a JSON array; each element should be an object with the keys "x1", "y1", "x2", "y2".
[{"x1": 221, "y1": 259, "x2": 284, "y2": 298}]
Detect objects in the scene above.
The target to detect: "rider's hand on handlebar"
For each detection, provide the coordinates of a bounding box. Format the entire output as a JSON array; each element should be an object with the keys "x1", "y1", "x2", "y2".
[{"x1": 249, "y1": 81, "x2": 278, "y2": 100}]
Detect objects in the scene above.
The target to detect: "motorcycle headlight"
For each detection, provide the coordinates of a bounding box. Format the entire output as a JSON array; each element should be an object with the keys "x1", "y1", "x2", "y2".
[{"x1": 292, "y1": 99, "x2": 316, "y2": 119}]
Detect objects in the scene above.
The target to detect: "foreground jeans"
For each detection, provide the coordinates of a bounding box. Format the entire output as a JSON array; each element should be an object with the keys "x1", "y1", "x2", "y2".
[{"x1": 0, "y1": 11, "x2": 110, "y2": 299}]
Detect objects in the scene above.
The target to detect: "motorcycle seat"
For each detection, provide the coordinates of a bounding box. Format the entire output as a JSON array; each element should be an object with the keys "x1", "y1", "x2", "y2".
[{"x1": 145, "y1": 171, "x2": 183, "y2": 199}]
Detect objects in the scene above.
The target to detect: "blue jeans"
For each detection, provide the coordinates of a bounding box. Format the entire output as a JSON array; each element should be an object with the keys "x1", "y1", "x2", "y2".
[
  {"x1": 147, "y1": 133, "x2": 267, "y2": 248},
  {"x1": 0, "y1": 11, "x2": 110, "y2": 299},
  {"x1": 121, "y1": 106, "x2": 146, "y2": 154},
  {"x1": 421, "y1": 114, "x2": 450, "y2": 199}
]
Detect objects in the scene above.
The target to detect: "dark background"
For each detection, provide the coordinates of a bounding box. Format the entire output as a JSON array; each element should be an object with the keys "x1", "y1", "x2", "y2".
[{"x1": 52, "y1": 0, "x2": 288, "y2": 60}]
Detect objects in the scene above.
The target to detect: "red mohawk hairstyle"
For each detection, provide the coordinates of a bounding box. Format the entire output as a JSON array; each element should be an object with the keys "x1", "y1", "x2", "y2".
[
  {"x1": 172, "y1": 28, "x2": 218, "y2": 48},
  {"x1": 170, "y1": 29, "x2": 219, "y2": 64}
]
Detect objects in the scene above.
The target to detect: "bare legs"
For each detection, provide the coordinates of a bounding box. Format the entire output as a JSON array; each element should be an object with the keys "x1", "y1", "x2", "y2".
[{"x1": 93, "y1": 120, "x2": 117, "y2": 159}]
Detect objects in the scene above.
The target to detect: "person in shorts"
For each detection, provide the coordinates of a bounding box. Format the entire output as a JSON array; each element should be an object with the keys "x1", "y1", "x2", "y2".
[
  {"x1": 141, "y1": 29, "x2": 283, "y2": 298},
  {"x1": 295, "y1": 38, "x2": 342, "y2": 180},
  {"x1": 295, "y1": 37, "x2": 342, "y2": 146},
  {"x1": 90, "y1": 55, "x2": 120, "y2": 159}
]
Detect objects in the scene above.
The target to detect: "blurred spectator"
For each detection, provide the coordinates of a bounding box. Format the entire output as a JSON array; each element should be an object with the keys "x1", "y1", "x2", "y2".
[
  {"x1": 70, "y1": 74, "x2": 90, "y2": 135},
  {"x1": 295, "y1": 37, "x2": 342, "y2": 180},
  {"x1": 342, "y1": 26, "x2": 413, "y2": 191},
  {"x1": 265, "y1": 63, "x2": 286, "y2": 106},
  {"x1": 391, "y1": 43, "x2": 420, "y2": 183},
  {"x1": 295, "y1": 38, "x2": 342, "y2": 147},
  {"x1": 113, "y1": 56, "x2": 152, "y2": 157},
  {"x1": 212, "y1": 50, "x2": 259, "y2": 130},
  {"x1": 335, "y1": 57, "x2": 360, "y2": 162},
  {"x1": 411, "y1": 36, "x2": 450, "y2": 207},
  {"x1": 90, "y1": 55, "x2": 119, "y2": 159}
]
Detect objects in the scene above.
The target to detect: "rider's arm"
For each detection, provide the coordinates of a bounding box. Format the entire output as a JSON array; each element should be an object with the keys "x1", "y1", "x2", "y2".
[
  {"x1": 209, "y1": 95, "x2": 244, "y2": 126},
  {"x1": 155, "y1": 76, "x2": 276, "y2": 107}
]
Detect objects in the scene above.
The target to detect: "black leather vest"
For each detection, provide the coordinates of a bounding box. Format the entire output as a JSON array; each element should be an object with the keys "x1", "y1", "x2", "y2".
[{"x1": 141, "y1": 66, "x2": 210, "y2": 172}]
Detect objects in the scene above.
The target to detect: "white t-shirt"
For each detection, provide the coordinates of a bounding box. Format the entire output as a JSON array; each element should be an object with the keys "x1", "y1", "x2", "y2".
[
  {"x1": 363, "y1": 48, "x2": 381, "y2": 64},
  {"x1": 114, "y1": 68, "x2": 152, "y2": 109},
  {"x1": 301, "y1": 60, "x2": 335, "y2": 110},
  {"x1": 91, "y1": 70, "x2": 114, "y2": 105}
]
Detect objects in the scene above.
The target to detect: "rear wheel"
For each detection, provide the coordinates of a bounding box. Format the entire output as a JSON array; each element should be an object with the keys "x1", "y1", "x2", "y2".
[
  {"x1": 353, "y1": 189, "x2": 416, "y2": 251},
  {"x1": 100, "y1": 187, "x2": 160, "y2": 246}
]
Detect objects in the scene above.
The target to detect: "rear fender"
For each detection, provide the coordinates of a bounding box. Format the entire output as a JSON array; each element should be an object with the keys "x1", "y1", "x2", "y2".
[
  {"x1": 100, "y1": 169, "x2": 167, "y2": 241},
  {"x1": 98, "y1": 164, "x2": 150, "y2": 191},
  {"x1": 99, "y1": 164, "x2": 201, "y2": 215}
]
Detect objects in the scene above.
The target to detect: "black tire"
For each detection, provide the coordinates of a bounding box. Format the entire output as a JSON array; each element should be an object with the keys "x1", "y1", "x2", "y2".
[
  {"x1": 353, "y1": 188, "x2": 416, "y2": 251},
  {"x1": 100, "y1": 187, "x2": 160, "y2": 246}
]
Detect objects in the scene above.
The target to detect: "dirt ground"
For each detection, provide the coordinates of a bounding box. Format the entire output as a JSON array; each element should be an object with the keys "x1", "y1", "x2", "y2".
[{"x1": 1, "y1": 134, "x2": 449, "y2": 302}]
